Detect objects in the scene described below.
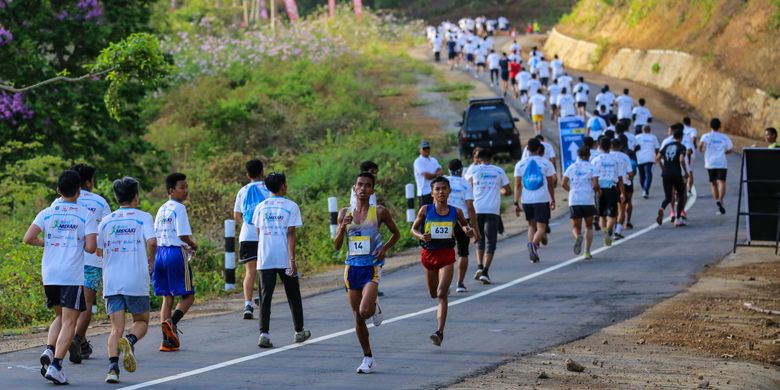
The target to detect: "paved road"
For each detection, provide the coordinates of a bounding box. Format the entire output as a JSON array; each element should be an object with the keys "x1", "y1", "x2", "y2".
[{"x1": 0, "y1": 45, "x2": 744, "y2": 390}]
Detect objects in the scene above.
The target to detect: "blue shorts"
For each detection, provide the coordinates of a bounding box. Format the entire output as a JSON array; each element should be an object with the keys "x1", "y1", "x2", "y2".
[
  {"x1": 105, "y1": 295, "x2": 150, "y2": 315},
  {"x1": 344, "y1": 265, "x2": 380, "y2": 291},
  {"x1": 84, "y1": 265, "x2": 102, "y2": 291},
  {"x1": 152, "y1": 246, "x2": 195, "y2": 297}
]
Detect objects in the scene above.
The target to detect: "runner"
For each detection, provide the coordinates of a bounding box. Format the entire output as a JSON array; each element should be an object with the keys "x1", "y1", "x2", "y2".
[
  {"x1": 574, "y1": 76, "x2": 589, "y2": 117},
  {"x1": 414, "y1": 140, "x2": 443, "y2": 207},
  {"x1": 522, "y1": 134, "x2": 557, "y2": 168},
  {"x1": 527, "y1": 87, "x2": 547, "y2": 135},
  {"x1": 509, "y1": 59, "x2": 522, "y2": 99},
  {"x1": 514, "y1": 138, "x2": 556, "y2": 263},
  {"x1": 475, "y1": 44, "x2": 487, "y2": 78},
  {"x1": 590, "y1": 137, "x2": 625, "y2": 246},
  {"x1": 635, "y1": 125, "x2": 660, "y2": 198},
  {"x1": 411, "y1": 176, "x2": 475, "y2": 346},
  {"x1": 252, "y1": 172, "x2": 311, "y2": 349},
  {"x1": 699, "y1": 118, "x2": 733, "y2": 215},
  {"x1": 444, "y1": 159, "x2": 480, "y2": 293},
  {"x1": 595, "y1": 86, "x2": 615, "y2": 114},
  {"x1": 487, "y1": 49, "x2": 500, "y2": 87},
  {"x1": 617, "y1": 135, "x2": 638, "y2": 232},
  {"x1": 558, "y1": 72, "x2": 573, "y2": 93},
  {"x1": 587, "y1": 109, "x2": 607, "y2": 140},
  {"x1": 536, "y1": 55, "x2": 550, "y2": 87},
  {"x1": 51, "y1": 164, "x2": 110, "y2": 364},
  {"x1": 527, "y1": 74, "x2": 542, "y2": 105},
  {"x1": 334, "y1": 173, "x2": 401, "y2": 373},
  {"x1": 23, "y1": 170, "x2": 98, "y2": 385},
  {"x1": 498, "y1": 52, "x2": 510, "y2": 96},
  {"x1": 469, "y1": 149, "x2": 511, "y2": 283},
  {"x1": 551, "y1": 54, "x2": 564, "y2": 80},
  {"x1": 631, "y1": 98, "x2": 652, "y2": 134},
  {"x1": 562, "y1": 145, "x2": 599, "y2": 259},
  {"x1": 615, "y1": 88, "x2": 634, "y2": 121},
  {"x1": 766, "y1": 127, "x2": 778, "y2": 148},
  {"x1": 432, "y1": 33, "x2": 442, "y2": 63},
  {"x1": 447, "y1": 34, "x2": 458, "y2": 70},
  {"x1": 557, "y1": 87, "x2": 577, "y2": 118},
  {"x1": 97, "y1": 177, "x2": 156, "y2": 383},
  {"x1": 233, "y1": 159, "x2": 270, "y2": 320},
  {"x1": 350, "y1": 161, "x2": 383, "y2": 296},
  {"x1": 682, "y1": 116, "x2": 698, "y2": 197},
  {"x1": 656, "y1": 124, "x2": 689, "y2": 227},
  {"x1": 153, "y1": 173, "x2": 198, "y2": 352},
  {"x1": 515, "y1": 65, "x2": 531, "y2": 102},
  {"x1": 548, "y1": 78, "x2": 562, "y2": 122}
]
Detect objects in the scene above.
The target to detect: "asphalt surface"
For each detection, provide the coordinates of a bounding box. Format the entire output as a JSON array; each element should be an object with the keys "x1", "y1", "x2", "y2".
[{"x1": 0, "y1": 47, "x2": 744, "y2": 390}]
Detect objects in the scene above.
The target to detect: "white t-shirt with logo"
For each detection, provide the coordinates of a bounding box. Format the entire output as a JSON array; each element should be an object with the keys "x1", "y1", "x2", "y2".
[
  {"x1": 414, "y1": 155, "x2": 442, "y2": 196},
  {"x1": 548, "y1": 84, "x2": 562, "y2": 105},
  {"x1": 252, "y1": 197, "x2": 303, "y2": 270},
  {"x1": 558, "y1": 75, "x2": 573, "y2": 91},
  {"x1": 591, "y1": 152, "x2": 621, "y2": 187},
  {"x1": 574, "y1": 82, "x2": 589, "y2": 102},
  {"x1": 587, "y1": 116, "x2": 607, "y2": 139},
  {"x1": 610, "y1": 151, "x2": 633, "y2": 185},
  {"x1": 98, "y1": 208, "x2": 156, "y2": 297},
  {"x1": 635, "y1": 133, "x2": 661, "y2": 164},
  {"x1": 516, "y1": 71, "x2": 531, "y2": 90},
  {"x1": 632, "y1": 106, "x2": 652, "y2": 126},
  {"x1": 700, "y1": 131, "x2": 733, "y2": 169},
  {"x1": 557, "y1": 94, "x2": 576, "y2": 117},
  {"x1": 595, "y1": 92, "x2": 615, "y2": 111},
  {"x1": 233, "y1": 181, "x2": 271, "y2": 242},
  {"x1": 529, "y1": 93, "x2": 546, "y2": 115},
  {"x1": 444, "y1": 175, "x2": 474, "y2": 218},
  {"x1": 469, "y1": 164, "x2": 510, "y2": 215},
  {"x1": 514, "y1": 156, "x2": 556, "y2": 204},
  {"x1": 536, "y1": 61, "x2": 550, "y2": 78},
  {"x1": 551, "y1": 59, "x2": 564, "y2": 78},
  {"x1": 154, "y1": 200, "x2": 192, "y2": 247},
  {"x1": 564, "y1": 160, "x2": 598, "y2": 206},
  {"x1": 32, "y1": 202, "x2": 98, "y2": 286},
  {"x1": 615, "y1": 95, "x2": 633, "y2": 119},
  {"x1": 527, "y1": 79, "x2": 542, "y2": 95},
  {"x1": 52, "y1": 189, "x2": 110, "y2": 268}
]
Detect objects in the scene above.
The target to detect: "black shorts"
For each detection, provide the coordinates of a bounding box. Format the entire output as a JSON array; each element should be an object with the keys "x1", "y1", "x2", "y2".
[
  {"x1": 466, "y1": 53, "x2": 474, "y2": 62},
  {"x1": 510, "y1": 78, "x2": 517, "y2": 85},
  {"x1": 707, "y1": 168, "x2": 727, "y2": 183},
  {"x1": 598, "y1": 186, "x2": 619, "y2": 217},
  {"x1": 550, "y1": 104, "x2": 558, "y2": 110},
  {"x1": 540, "y1": 77, "x2": 549, "y2": 86},
  {"x1": 569, "y1": 205, "x2": 596, "y2": 219},
  {"x1": 577, "y1": 101, "x2": 587, "y2": 108},
  {"x1": 477, "y1": 62, "x2": 486, "y2": 67},
  {"x1": 239, "y1": 241, "x2": 258, "y2": 264},
  {"x1": 45, "y1": 285, "x2": 87, "y2": 311},
  {"x1": 448, "y1": 52, "x2": 457, "y2": 60},
  {"x1": 522, "y1": 203, "x2": 551, "y2": 224},
  {"x1": 520, "y1": 89, "x2": 527, "y2": 96},
  {"x1": 454, "y1": 220, "x2": 470, "y2": 257},
  {"x1": 500, "y1": 72, "x2": 509, "y2": 81},
  {"x1": 624, "y1": 183, "x2": 634, "y2": 194}
]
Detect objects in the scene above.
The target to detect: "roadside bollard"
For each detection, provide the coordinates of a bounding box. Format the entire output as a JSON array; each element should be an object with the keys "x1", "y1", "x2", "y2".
[
  {"x1": 405, "y1": 183, "x2": 415, "y2": 223},
  {"x1": 224, "y1": 219, "x2": 236, "y2": 291},
  {"x1": 328, "y1": 196, "x2": 338, "y2": 238}
]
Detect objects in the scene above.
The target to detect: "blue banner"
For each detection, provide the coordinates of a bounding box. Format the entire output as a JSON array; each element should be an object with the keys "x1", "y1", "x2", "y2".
[{"x1": 558, "y1": 116, "x2": 586, "y2": 174}]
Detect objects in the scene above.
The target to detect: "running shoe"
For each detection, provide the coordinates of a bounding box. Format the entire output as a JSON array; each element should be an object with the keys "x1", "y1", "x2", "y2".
[
  {"x1": 161, "y1": 320, "x2": 180, "y2": 348},
  {"x1": 68, "y1": 335, "x2": 82, "y2": 364},
  {"x1": 613, "y1": 233, "x2": 625, "y2": 241},
  {"x1": 642, "y1": 191, "x2": 648, "y2": 199},
  {"x1": 356, "y1": 356, "x2": 375, "y2": 374},
  {"x1": 378, "y1": 290, "x2": 385, "y2": 297},
  {"x1": 372, "y1": 302, "x2": 384, "y2": 327},
  {"x1": 573, "y1": 235, "x2": 583, "y2": 255},
  {"x1": 257, "y1": 335, "x2": 273, "y2": 349},
  {"x1": 430, "y1": 331, "x2": 444, "y2": 347},
  {"x1": 656, "y1": 208, "x2": 664, "y2": 226},
  {"x1": 40, "y1": 348, "x2": 53, "y2": 378},
  {"x1": 674, "y1": 220, "x2": 687, "y2": 227},
  {"x1": 118, "y1": 336, "x2": 136, "y2": 373},
  {"x1": 105, "y1": 366, "x2": 120, "y2": 384},
  {"x1": 45, "y1": 364, "x2": 68, "y2": 385},
  {"x1": 473, "y1": 268, "x2": 483, "y2": 281},
  {"x1": 540, "y1": 236, "x2": 548, "y2": 246},
  {"x1": 594, "y1": 222, "x2": 601, "y2": 231},
  {"x1": 528, "y1": 242, "x2": 540, "y2": 263},
  {"x1": 159, "y1": 339, "x2": 178, "y2": 352},
  {"x1": 680, "y1": 210, "x2": 688, "y2": 220},
  {"x1": 584, "y1": 251, "x2": 593, "y2": 260},
  {"x1": 670, "y1": 210, "x2": 676, "y2": 223},
  {"x1": 717, "y1": 202, "x2": 726, "y2": 215},
  {"x1": 456, "y1": 284, "x2": 467, "y2": 293},
  {"x1": 603, "y1": 231, "x2": 612, "y2": 247},
  {"x1": 243, "y1": 304, "x2": 254, "y2": 320},
  {"x1": 293, "y1": 329, "x2": 311, "y2": 343},
  {"x1": 479, "y1": 274, "x2": 491, "y2": 284},
  {"x1": 80, "y1": 339, "x2": 93, "y2": 359},
  {"x1": 626, "y1": 223, "x2": 634, "y2": 230}
]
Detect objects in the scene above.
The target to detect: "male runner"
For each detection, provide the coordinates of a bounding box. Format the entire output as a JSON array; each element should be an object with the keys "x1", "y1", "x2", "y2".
[
  {"x1": 514, "y1": 138, "x2": 556, "y2": 263},
  {"x1": 656, "y1": 124, "x2": 689, "y2": 226},
  {"x1": 587, "y1": 109, "x2": 607, "y2": 140},
  {"x1": 515, "y1": 66, "x2": 531, "y2": 102},
  {"x1": 414, "y1": 140, "x2": 443, "y2": 207},
  {"x1": 24, "y1": 170, "x2": 97, "y2": 385},
  {"x1": 487, "y1": 49, "x2": 500, "y2": 87},
  {"x1": 233, "y1": 159, "x2": 270, "y2": 319},
  {"x1": 635, "y1": 125, "x2": 660, "y2": 198},
  {"x1": 411, "y1": 177, "x2": 474, "y2": 346},
  {"x1": 699, "y1": 118, "x2": 733, "y2": 215},
  {"x1": 498, "y1": 52, "x2": 510, "y2": 96},
  {"x1": 615, "y1": 89, "x2": 634, "y2": 121},
  {"x1": 562, "y1": 146, "x2": 599, "y2": 259},
  {"x1": 444, "y1": 159, "x2": 480, "y2": 292},
  {"x1": 613, "y1": 136, "x2": 637, "y2": 235},
  {"x1": 682, "y1": 117, "x2": 698, "y2": 196},
  {"x1": 574, "y1": 77, "x2": 589, "y2": 117},
  {"x1": 536, "y1": 55, "x2": 550, "y2": 87},
  {"x1": 632, "y1": 98, "x2": 652, "y2": 134},
  {"x1": 98, "y1": 177, "x2": 156, "y2": 383},
  {"x1": 527, "y1": 87, "x2": 547, "y2": 135},
  {"x1": 551, "y1": 54, "x2": 564, "y2": 80},
  {"x1": 334, "y1": 173, "x2": 401, "y2": 374},
  {"x1": 590, "y1": 138, "x2": 625, "y2": 246},
  {"x1": 153, "y1": 173, "x2": 197, "y2": 352},
  {"x1": 557, "y1": 87, "x2": 577, "y2": 118},
  {"x1": 548, "y1": 79, "x2": 562, "y2": 122}
]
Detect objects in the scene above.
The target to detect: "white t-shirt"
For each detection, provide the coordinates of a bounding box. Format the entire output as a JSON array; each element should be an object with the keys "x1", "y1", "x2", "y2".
[
  {"x1": 514, "y1": 156, "x2": 556, "y2": 204},
  {"x1": 558, "y1": 75, "x2": 573, "y2": 91},
  {"x1": 699, "y1": 131, "x2": 733, "y2": 169},
  {"x1": 632, "y1": 106, "x2": 652, "y2": 126},
  {"x1": 683, "y1": 125, "x2": 698, "y2": 156},
  {"x1": 32, "y1": 202, "x2": 98, "y2": 286},
  {"x1": 564, "y1": 160, "x2": 597, "y2": 206},
  {"x1": 469, "y1": 164, "x2": 510, "y2": 215},
  {"x1": 516, "y1": 71, "x2": 531, "y2": 90},
  {"x1": 591, "y1": 152, "x2": 621, "y2": 187},
  {"x1": 587, "y1": 116, "x2": 607, "y2": 139},
  {"x1": 154, "y1": 200, "x2": 192, "y2": 247},
  {"x1": 527, "y1": 79, "x2": 542, "y2": 95},
  {"x1": 233, "y1": 181, "x2": 271, "y2": 242},
  {"x1": 98, "y1": 208, "x2": 155, "y2": 297},
  {"x1": 557, "y1": 94, "x2": 576, "y2": 117},
  {"x1": 610, "y1": 151, "x2": 633, "y2": 184},
  {"x1": 252, "y1": 197, "x2": 303, "y2": 270},
  {"x1": 615, "y1": 95, "x2": 634, "y2": 119},
  {"x1": 635, "y1": 133, "x2": 661, "y2": 164},
  {"x1": 414, "y1": 155, "x2": 441, "y2": 196},
  {"x1": 487, "y1": 53, "x2": 500, "y2": 69},
  {"x1": 522, "y1": 141, "x2": 556, "y2": 162},
  {"x1": 529, "y1": 93, "x2": 546, "y2": 115},
  {"x1": 548, "y1": 84, "x2": 562, "y2": 105},
  {"x1": 444, "y1": 175, "x2": 474, "y2": 218},
  {"x1": 621, "y1": 131, "x2": 637, "y2": 150},
  {"x1": 574, "y1": 83, "x2": 589, "y2": 102},
  {"x1": 52, "y1": 189, "x2": 110, "y2": 268},
  {"x1": 536, "y1": 61, "x2": 550, "y2": 78},
  {"x1": 551, "y1": 59, "x2": 564, "y2": 77},
  {"x1": 595, "y1": 92, "x2": 614, "y2": 111}
]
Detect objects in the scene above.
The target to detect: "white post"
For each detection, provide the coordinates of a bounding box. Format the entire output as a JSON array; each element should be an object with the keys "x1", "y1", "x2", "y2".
[
  {"x1": 328, "y1": 196, "x2": 339, "y2": 238},
  {"x1": 224, "y1": 219, "x2": 236, "y2": 291},
  {"x1": 405, "y1": 183, "x2": 416, "y2": 223}
]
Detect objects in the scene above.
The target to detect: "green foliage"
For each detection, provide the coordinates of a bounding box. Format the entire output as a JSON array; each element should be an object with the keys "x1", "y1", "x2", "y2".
[
  {"x1": 651, "y1": 62, "x2": 661, "y2": 74},
  {"x1": 588, "y1": 37, "x2": 609, "y2": 69},
  {"x1": 772, "y1": 0, "x2": 780, "y2": 30}
]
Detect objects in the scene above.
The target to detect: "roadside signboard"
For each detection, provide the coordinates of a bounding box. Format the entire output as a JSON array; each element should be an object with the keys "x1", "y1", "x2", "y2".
[{"x1": 558, "y1": 116, "x2": 587, "y2": 173}]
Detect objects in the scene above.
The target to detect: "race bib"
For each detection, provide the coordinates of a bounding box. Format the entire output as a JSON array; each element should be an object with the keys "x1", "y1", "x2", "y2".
[
  {"x1": 430, "y1": 222, "x2": 453, "y2": 239},
  {"x1": 348, "y1": 236, "x2": 370, "y2": 256}
]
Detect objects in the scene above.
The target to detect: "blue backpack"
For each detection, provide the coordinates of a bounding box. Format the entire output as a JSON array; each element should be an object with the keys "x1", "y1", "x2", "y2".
[
  {"x1": 242, "y1": 184, "x2": 266, "y2": 225},
  {"x1": 522, "y1": 159, "x2": 545, "y2": 191},
  {"x1": 590, "y1": 118, "x2": 604, "y2": 131}
]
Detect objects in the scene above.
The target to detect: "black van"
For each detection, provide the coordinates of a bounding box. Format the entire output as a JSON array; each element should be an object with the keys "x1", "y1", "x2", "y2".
[{"x1": 457, "y1": 98, "x2": 522, "y2": 159}]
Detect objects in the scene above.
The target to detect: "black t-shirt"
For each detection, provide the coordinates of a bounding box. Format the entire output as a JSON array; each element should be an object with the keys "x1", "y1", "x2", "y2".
[
  {"x1": 447, "y1": 40, "x2": 457, "y2": 54},
  {"x1": 499, "y1": 59, "x2": 509, "y2": 73},
  {"x1": 660, "y1": 142, "x2": 686, "y2": 177}
]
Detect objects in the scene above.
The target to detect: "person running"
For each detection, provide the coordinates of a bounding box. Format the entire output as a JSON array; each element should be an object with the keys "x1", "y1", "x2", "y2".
[
  {"x1": 475, "y1": 45, "x2": 487, "y2": 78},
  {"x1": 414, "y1": 140, "x2": 443, "y2": 207},
  {"x1": 444, "y1": 159, "x2": 480, "y2": 292},
  {"x1": 527, "y1": 87, "x2": 547, "y2": 135},
  {"x1": 447, "y1": 34, "x2": 459, "y2": 70},
  {"x1": 522, "y1": 134, "x2": 557, "y2": 168},
  {"x1": 587, "y1": 109, "x2": 607, "y2": 140},
  {"x1": 557, "y1": 87, "x2": 577, "y2": 118},
  {"x1": 591, "y1": 137, "x2": 625, "y2": 246},
  {"x1": 334, "y1": 173, "x2": 401, "y2": 374},
  {"x1": 574, "y1": 77, "x2": 589, "y2": 117},
  {"x1": 514, "y1": 138, "x2": 556, "y2": 263},
  {"x1": 153, "y1": 173, "x2": 198, "y2": 352},
  {"x1": 515, "y1": 66, "x2": 531, "y2": 103},
  {"x1": 487, "y1": 49, "x2": 500, "y2": 87},
  {"x1": 551, "y1": 54, "x2": 565, "y2": 80},
  {"x1": 411, "y1": 176, "x2": 475, "y2": 346},
  {"x1": 233, "y1": 159, "x2": 271, "y2": 320},
  {"x1": 699, "y1": 118, "x2": 733, "y2": 215},
  {"x1": 527, "y1": 74, "x2": 542, "y2": 104},
  {"x1": 498, "y1": 52, "x2": 510, "y2": 96},
  {"x1": 548, "y1": 79, "x2": 562, "y2": 122},
  {"x1": 635, "y1": 125, "x2": 660, "y2": 198},
  {"x1": 536, "y1": 55, "x2": 550, "y2": 87},
  {"x1": 766, "y1": 127, "x2": 778, "y2": 148},
  {"x1": 631, "y1": 98, "x2": 652, "y2": 134},
  {"x1": 509, "y1": 59, "x2": 522, "y2": 99},
  {"x1": 614, "y1": 135, "x2": 637, "y2": 235},
  {"x1": 24, "y1": 170, "x2": 98, "y2": 385},
  {"x1": 595, "y1": 86, "x2": 615, "y2": 114},
  {"x1": 562, "y1": 145, "x2": 598, "y2": 259},
  {"x1": 432, "y1": 34, "x2": 442, "y2": 63},
  {"x1": 558, "y1": 72, "x2": 573, "y2": 93},
  {"x1": 51, "y1": 164, "x2": 110, "y2": 364},
  {"x1": 656, "y1": 124, "x2": 689, "y2": 227},
  {"x1": 682, "y1": 116, "x2": 698, "y2": 197},
  {"x1": 350, "y1": 161, "x2": 384, "y2": 296},
  {"x1": 252, "y1": 172, "x2": 311, "y2": 349},
  {"x1": 97, "y1": 177, "x2": 156, "y2": 383},
  {"x1": 615, "y1": 89, "x2": 634, "y2": 122},
  {"x1": 469, "y1": 149, "x2": 511, "y2": 283}
]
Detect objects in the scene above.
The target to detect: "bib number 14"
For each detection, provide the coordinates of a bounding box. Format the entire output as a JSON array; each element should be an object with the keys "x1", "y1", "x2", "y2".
[{"x1": 348, "y1": 236, "x2": 370, "y2": 256}]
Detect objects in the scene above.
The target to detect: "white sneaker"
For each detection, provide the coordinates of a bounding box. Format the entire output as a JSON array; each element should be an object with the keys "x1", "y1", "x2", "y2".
[
  {"x1": 45, "y1": 364, "x2": 68, "y2": 385},
  {"x1": 356, "y1": 356, "x2": 375, "y2": 374},
  {"x1": 371, "y1": 302, "x2": 384, "y2": 327},
  {"x1": 39, "y1": 349, "x2": 53, "y2": 378}
]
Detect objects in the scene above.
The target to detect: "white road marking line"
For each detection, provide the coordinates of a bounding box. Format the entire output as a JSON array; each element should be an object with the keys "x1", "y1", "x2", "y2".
[{"x1": 120, "y1": 190, "x2": 697, "y2": 390}]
